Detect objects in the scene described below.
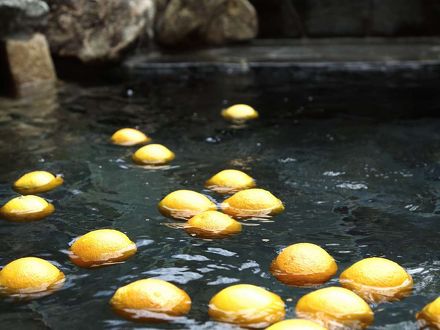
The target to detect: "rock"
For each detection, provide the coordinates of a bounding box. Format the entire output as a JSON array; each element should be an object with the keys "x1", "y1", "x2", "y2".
[
  {"x1": 0, "y1": 0, "x2": 49, "y2": 38},
  {"x1": 0, "y1": 33, "x2": 56, "y2": 96},
  {"x1": 155, "y1": 0, "x2": 258, "y2": 46},
  {"x1": 45, "y1": 0, "x2": 155, "y2": 62}
]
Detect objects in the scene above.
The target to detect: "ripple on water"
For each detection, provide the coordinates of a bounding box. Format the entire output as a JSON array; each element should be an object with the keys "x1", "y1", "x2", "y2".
[
  {"x1": 142, "y1": 267, "x2": 203, "y2": 284},
  {"x1": 172, "y1": 254, "x2": 210, "y2": 261}
]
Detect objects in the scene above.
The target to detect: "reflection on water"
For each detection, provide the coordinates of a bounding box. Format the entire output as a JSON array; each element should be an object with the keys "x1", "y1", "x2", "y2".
[{"x1": 0, "y1": 68, "x2": 439, "y2": 329}]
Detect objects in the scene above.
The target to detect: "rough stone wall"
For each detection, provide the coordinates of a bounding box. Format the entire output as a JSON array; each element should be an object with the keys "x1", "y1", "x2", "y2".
[
  {"x1": 2, "y1": 0, "x2": 440, "y2": 67},
  {"x1": 250, "y1": 0, "x2": 440, "y2": 38}
]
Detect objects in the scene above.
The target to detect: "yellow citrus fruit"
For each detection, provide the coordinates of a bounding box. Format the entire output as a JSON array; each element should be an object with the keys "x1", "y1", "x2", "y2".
[
  {"x1": 0, "y1": 257, "x2": 65, "y2": 296},
  {"x1": 208, "y1": 284, "x2": 285, "y2": 328},
  {"x1": 221, "y1": 188, "x2": 284, "y2": 218},
  {"x1": 0, "y1": 195, "x2": 54, "y2": 222},
  {"x1": 158, "y1": 190, "x2": 216, "y2": 220},
  {"x1": 70, "y1": 229, "x2": 137, "y2": 268},
  {"x1": 185, "y1": 210, "x2": 242, "y2": 238},
  {"x1": 111, "y1": 128, "x2": 151, "y2": 146},
  {"x1": 221, "y1": 104, "x2": 259, "y2": 123},
  {"x1": 132, "y1": 144, "x2": 175, "y2": 165},
  {"x1": 13, "y1": 171, "x2": 63, "y2": 194},
  {"x1": 110, "y1": 278, "x2": 191, "y2": 322},
  {"x1": 296, "y1": 287, "x2": 374, "y2": 329},
  {"x1": 270, "y1": 243, "x2": 338, "y2": 286},
  {"x1": 205, "y1": 169, "x2": 256, "y2": 194},
  {"x1": 340, "y1": 257, "x2": 413, "y2": 303},
  {"x1": 266, "y1": 319, "x2": 327, "y2": 330},
  {"x1": 417, "y1": 296, "x2": 440, "y2": 329}
]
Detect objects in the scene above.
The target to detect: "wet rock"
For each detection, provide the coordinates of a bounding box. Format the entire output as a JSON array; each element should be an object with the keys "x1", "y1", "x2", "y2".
[
  {"x1": 155, "y1": 0, "x2": 258, "y2": 46},
  {"x1": 0, "y1": 0, "x2": 49, "y2": 38},
  {"x1": 0, "y1": 33, "x2": 56, "y2": 96},
  {"x1": 45, "y1": 0, "x2": 155, "y2": 62}
]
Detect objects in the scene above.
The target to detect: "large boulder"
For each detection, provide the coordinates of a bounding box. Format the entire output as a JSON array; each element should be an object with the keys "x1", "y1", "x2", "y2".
[
  {"x1": 45, "y1": 0, "x2": 155, "y2": 62},
  {"x1": 155, "y1": 0, "x2": 258, "y2": 46},
  {"x1": 0, "y1": 0, "x2": 48, "y2": 38}
]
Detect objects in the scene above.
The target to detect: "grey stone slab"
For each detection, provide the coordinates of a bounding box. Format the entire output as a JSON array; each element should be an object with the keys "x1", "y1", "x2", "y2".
[{"x1": 125, "y1": 38, "x2": 440, "y2": 70}]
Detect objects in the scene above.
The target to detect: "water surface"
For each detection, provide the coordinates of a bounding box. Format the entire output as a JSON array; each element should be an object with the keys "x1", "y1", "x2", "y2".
[{"x1": 0, "y1": 67, "x2": 439, "y2": 329}]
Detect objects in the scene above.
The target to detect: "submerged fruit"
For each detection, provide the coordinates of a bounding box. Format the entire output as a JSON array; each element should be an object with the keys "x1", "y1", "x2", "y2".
[
  {"x1": 340, "y1": 257, "x2": 413, "y2": 303},
  {"x1": 158, "y1": 190, "x2": 216, "y2": 220},
  {"x1": 205, "y1": 169, "x2": 256, "y2": 194},
  {"x1": 70, "y1": 229, "x2": 137, "y2": 268},
  {"x1": 13, "y1": 171, "x2": 63, "y2": 194},
  {"x1": 0, "y1": 195, "x2": 54, "y2": 222},
  {"x1": 0, "y1": 257, "x2": 65, "y2": 297},
  {"x1": 270, "y1": 243, "x2": 337, "y2": 286},
  {"x1": 185, "y1": 210, "x2": 242, "y2": 238},
  {"x1": 110, "y1": 278, "x2": 191, "y2": 322},
  {"x1": 221, "y1": 104, "x2": 259, "y2": 123},
  {"x1": 221, "y1": 188, "x2": 284, "y2": 218},
  {"x1": 417, "y1": 296, "x2": 440, "y2": 329},
  {"x1": 266, "y1": 319, "x2": 327, "y2": 330},
  {"x1": 132, "y1": 144, "x2": 175, "y2": 165},
  {"x1": 296, "y1": 287, "x2": 374, "y2": 329},
  {"x1": 208, "y1": 284, "x2": 285, "y2": 328},
  {"x1": 111, "y1": 128, "x2": 151, "y2": 146}
]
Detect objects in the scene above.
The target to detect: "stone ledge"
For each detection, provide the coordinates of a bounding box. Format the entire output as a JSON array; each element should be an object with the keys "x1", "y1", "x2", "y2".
[{"x1": 124, "y1": 38, "x2": 440, "y2": 72}]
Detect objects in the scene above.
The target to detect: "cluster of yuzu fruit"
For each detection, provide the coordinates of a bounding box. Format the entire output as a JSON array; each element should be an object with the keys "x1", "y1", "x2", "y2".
[{"x1": 0, "y1": 105, "x2": 437, "y2": 329}]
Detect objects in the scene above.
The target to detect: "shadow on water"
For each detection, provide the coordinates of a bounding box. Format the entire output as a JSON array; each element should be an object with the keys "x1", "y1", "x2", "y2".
[{"x1": 0, "y1": 64, "x2": 439, "y2": 329}]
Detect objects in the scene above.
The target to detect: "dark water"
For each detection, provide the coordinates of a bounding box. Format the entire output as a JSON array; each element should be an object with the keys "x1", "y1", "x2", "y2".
[{"x1": 0, "y1": 66, "x2": 439, "y2": 329}]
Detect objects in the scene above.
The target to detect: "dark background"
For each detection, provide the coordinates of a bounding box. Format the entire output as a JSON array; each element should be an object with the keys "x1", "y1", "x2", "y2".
[{"x1": 251, "y1": 0, "x2": 440, "y2": 38}]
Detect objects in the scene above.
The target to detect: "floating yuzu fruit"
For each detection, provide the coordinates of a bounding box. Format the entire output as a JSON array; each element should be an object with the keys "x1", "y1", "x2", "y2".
[
  {"x1": 296, "y1": 287, "x2": 374, "y2": 329},
  {"x1": 70, "y1": 229, "x2": 137, "y2": 268},
  {"x1": 185, "y1": 210, "x2": 241, "y2": 238},
  {"x1": 158, "y1": 190, "x2": 216, "y2": 220},
  {"x1": 221, "y1": 188, "x2": 284, "y2": 218},
  {"x1": 340, "y1": 257, "x2": 413, "y2": 302},
  {"x1": 0, "y1": 257, "x2": 65, "y2": 297},
  {"x1": 221, "y1": 104, "x2": 259, "y2": 123},
  {"x1": 13, "y1": 171, "x2": 63, "y2": 194},
  {"x1": 110, "y1": 278, "x2": 191, "y2": 322},
  {"x1": 205, "y1": 169, "x2": 256, "y2": 194},
  {"x1": 208, "y1": 284, "x2": 285, "y2": 328},
  {"x1": 417, "y1": 296, "x2": 440, "y2": 329},
  {"x1": 266, "y1": 319, "x2": 327, "y2": 330},
  {"x1": 111, "y1": 128, "x2": 151, "y2": 146},
  {"x1": 0, "y1": 195, "x2": 54, "y2": 222},
  {"x1": 271, "y1": 243, "x2": 337, "y2": 286},
  {"x1": 132, "y1": 144, "x2": 175, "y2": 165}
]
